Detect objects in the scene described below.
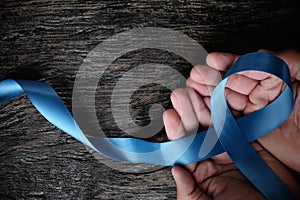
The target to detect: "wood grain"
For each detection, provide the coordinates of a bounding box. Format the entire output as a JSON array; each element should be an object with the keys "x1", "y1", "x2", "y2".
[{"x1": 1, "y1": 0, "x2": 300, "y2": 199}]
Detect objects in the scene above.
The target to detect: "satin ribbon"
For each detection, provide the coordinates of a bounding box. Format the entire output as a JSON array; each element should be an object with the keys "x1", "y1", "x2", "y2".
[{"x1": 0, "y1": 52, "x2": 297, "y2": 199}]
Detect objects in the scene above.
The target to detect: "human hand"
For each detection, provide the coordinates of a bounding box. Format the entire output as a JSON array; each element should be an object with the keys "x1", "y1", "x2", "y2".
[{"x1": 163, "y1": 50, "x2": 300, "y2": 199}]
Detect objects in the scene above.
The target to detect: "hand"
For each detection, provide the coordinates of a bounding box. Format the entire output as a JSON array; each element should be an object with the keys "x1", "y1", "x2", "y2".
[{"x1": 163, "y1": 50, "x2": 300, "y2": 199}]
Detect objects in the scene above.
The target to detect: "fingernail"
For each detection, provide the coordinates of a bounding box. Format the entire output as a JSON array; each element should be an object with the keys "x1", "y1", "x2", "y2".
[
  {"x1": 171, "y1": 92, "x2": 180, "y2": 112},
  {"x1": 206, "y1": 54, "x2": 216, "y2": 68},
  {"x1": 171, "y1": 166, "x2": 179, "y2": 180}
]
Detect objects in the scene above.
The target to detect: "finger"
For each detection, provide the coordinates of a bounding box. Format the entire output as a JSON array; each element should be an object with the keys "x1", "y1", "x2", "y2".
[
  {"x1": 191, "y1": 159, "x2": 238, "y2": 187},
  {"x1": 245, "y1": 75, "x2": 284, "y2": 114},
  {"x1": 187, "y1": 88, "x2": 211, "y2": 128},
  {"x1": 163, "y1": 108, "x2": 198, "y2": 172},
  {"x1": 163, "y1": 109, "x2": 185, "y2": 140},
  {"x1": 211, "y1": 152, "x2": 232, "y2": 164},
  {"x1": 172, "y1": 166, "x2": 209, "y2": 200},
  {"x1": 166, "y1": 89, "x2": 202, "y2": 172},
  {"x1": 203, "y1": 97, "x2": 210, "y2": 110},
  {"x1": 226, "y1": 74, "x2": 259, "y2": 95},
  {"x1": 225, "y1": 88, "x2": 248, "y2": 112},
  {"x1": 181, "y1": 90, "x2": 214, "y2": 172},
  {"x1": 170, "y1": 88, "x2": 199, "y2": 136},
  {"x1": 258, "y1": 74, "x2": 285, "y2": 101},
  {"x1": 206, "y1": 52, "x2": 239, "y2": 71},
  {"x1": 186, "y1": 77, "x2": 215, "y2": 97},
  {"x1": 190, "y1": 65, "x2": 222, "y2": 86},
  {"x1": 239, "y1": 70, "x2": 270, "y2": 81}
]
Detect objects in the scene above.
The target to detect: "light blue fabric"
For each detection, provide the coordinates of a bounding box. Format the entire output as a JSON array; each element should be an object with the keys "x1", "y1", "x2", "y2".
[{"x1": 0, "y1": 52, "x2": 296, "y2": 199}]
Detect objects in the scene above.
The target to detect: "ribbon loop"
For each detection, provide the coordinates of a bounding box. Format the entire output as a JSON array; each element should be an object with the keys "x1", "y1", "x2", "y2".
[
  {"x1": 0, "y1": 52, "x2": 297, "y2": 199},
  {"x1": 211, "y1": 53, "x2": 295, "y2": 199}
]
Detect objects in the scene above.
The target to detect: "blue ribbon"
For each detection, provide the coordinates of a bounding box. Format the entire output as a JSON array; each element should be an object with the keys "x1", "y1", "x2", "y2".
[{"x1": 0, "y1": 52, "x2": 297, "y2": 199}]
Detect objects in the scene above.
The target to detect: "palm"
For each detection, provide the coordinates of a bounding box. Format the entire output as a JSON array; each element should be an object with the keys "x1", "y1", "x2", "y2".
[
  {"x1": 258, "y1": 78, "x2": 300, "y2": 173},
  {"x1": 173, "y1": 161, "x2": 264, "y2": 200},
  {"x1": 175, "y1": 143, "x2": 274, "y2": 200}
]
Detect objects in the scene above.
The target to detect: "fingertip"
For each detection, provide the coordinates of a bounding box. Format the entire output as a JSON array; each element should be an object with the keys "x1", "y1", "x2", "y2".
[
  {"x1": 206, "y1": 52, "x2": 239, "y2": 71},
  {"x1": 171, "y1": 165, "x2": 180, "y2": 176},
  {"x1": 186, "y1": 77, "x2": 192, "y2": 88},
  {"x1": 170, "y1": 90, "x2": 180, "y2": 111},
  {"x1": 190, "y1": 66, "x2": 201, "y2": 81},
  {"x1": 163, "y1": 109, "x2": 185, "y2": 140},
  {"x1": 258, "y1": 49, "x2": 274, "y2": 54},
  {"x1": 206, "y1": 52, "x2": 218, "y2": 68},
  {"x1": 172, "y1": 165, "x2": 199, "y2": 198},
  {"x1": 171, "y1": 166, "x2": 182, "y2": 183},
  {"x1": 190, "y1": 65, "x2": 222, "y2": 86},
  {"x1": 162, "y1": 109, "x2": 170, "y2": 123}
]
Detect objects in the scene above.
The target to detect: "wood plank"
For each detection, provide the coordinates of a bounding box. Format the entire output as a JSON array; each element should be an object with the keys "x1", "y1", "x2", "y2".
[{"x1": 1, "y1": 0, "x2": 299, "y2": 199}]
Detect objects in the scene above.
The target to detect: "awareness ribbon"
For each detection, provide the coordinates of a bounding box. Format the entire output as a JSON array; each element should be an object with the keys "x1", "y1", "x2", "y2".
[{"x1": 0, "y1": 52, "x2": 297, "y2": 199}]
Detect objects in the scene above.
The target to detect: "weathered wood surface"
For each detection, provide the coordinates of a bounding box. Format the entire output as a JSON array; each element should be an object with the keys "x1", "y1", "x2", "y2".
[{"x1": 1, "y1": 0, "x2": 300, "y2": 199}]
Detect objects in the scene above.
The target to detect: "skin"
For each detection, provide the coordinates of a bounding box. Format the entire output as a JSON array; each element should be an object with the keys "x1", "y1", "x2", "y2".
[{"x1": 163, "y1": 50, "x2": 300, "y2": 199}]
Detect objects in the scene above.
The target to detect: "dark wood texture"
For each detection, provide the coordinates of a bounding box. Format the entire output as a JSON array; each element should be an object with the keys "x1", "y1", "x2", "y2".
[{"x1": 1, "y1": 0, "x2": 300, "y2": 199}]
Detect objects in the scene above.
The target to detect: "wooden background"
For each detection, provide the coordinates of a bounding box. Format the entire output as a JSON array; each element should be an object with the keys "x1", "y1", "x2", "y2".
[{"x1": 1, "y1": 0, "x2": 300, "y2": 199}]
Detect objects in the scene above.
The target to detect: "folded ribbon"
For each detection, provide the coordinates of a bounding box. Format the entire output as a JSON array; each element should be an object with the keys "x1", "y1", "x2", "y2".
[{"x1": 0, "y1": 52, "x2": 297, "y2": 199}]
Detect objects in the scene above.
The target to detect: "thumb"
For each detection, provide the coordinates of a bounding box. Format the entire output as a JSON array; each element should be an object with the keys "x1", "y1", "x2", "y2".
[
  {"x1": 171, "y1": 166, "x2": 209, "y2": 200},
  {"x1": 258, "y1": 49, "x2": 300, "y2": 81}
]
